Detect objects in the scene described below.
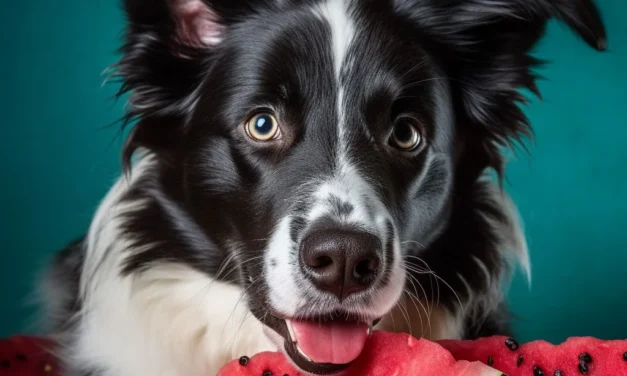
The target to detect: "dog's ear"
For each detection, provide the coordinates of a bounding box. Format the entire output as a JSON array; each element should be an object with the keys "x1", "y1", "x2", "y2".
[
  {"x1": 402, "y1": 0, "x2": 607, "y2": 179},
  {"x1": 114, "y1": 0, "x2": 264, "y2": 168}
]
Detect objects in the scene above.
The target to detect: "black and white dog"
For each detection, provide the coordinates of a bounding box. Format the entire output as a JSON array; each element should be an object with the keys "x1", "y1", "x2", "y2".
[{"x1": 40, "y1": 0, "x2": 606, "y2": 375}]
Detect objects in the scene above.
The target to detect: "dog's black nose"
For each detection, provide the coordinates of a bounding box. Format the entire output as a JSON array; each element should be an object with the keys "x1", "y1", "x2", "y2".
[{"x1": 300, "y1": 228, "x2": 381, "y2": 300}]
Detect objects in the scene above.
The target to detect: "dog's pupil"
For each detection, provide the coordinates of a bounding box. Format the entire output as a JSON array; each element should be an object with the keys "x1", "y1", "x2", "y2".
[
  {"x1": 394, "y1": 122, "x2": 413, "y2": 143},
  {"x1": 255, "y1": 115, "x2": 273, "y2": 134}
]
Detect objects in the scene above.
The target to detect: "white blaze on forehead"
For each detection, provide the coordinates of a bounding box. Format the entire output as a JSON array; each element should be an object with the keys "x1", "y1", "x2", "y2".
[
  {"x1": 314, "y1": 0, "x2": 355, "y2": 165},
  {"x1": 315, "y1": 0, "x2": 355, "y2": 78}
]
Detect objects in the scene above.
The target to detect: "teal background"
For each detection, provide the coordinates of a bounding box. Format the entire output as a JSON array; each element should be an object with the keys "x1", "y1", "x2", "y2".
[{"x1": 0, "y1": 1, "x2": 625, "y2": 343}]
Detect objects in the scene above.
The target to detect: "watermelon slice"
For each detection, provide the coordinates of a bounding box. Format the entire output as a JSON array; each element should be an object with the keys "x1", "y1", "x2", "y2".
[
  {"x1": 440, "y1": 336, "x2": 627, "y2": 376},
  {"x1": 218, "y1": 331, "x2": 503, "y2": 376},
  {"x1": 0, "y1": 335, "x2": 58, "y2": 376}
]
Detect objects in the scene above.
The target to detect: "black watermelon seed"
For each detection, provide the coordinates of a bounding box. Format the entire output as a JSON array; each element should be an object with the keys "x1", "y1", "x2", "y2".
[
  {"x1": 239, "y1": 356, "x2": 249, "y2": 366},
  {"x1": 578, "y1": 353, "x2": 593, "y2": 364},
  {"x1": 517, "y1": 355, "x2": 524, "y2": 367},
  {"x1": 263, "y1": 371, "x2": 273, "y2": 376},
  {"x1": 623, "y1": 351, "x2": 627, "y2": 361},
  {"x1": 16, "y1": 354, "x2": 27, "y2": 361},
  {"x1": 505, "y1": 338, "x2": 519, "y2": 351},
  {"x1": 578, "y1": 361, "x2": 589, "y2": 374},
  {"x1": 554, "y1": 370, "x2": 563, "y2": 376},
  {"x1": 534, "y1": 365, "x2": 545, "y2": 376},
  {"x1": 1, "y1": 360, "x2": 10, "y2": 368},
  {"x1": 487, "y1": 355, "x2": 494, "y2": 366}
]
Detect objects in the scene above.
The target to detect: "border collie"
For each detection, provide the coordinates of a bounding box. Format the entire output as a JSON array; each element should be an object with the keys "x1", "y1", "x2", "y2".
[{"x1": 39, "y1": 0, "x2": 606, "y2": 375}]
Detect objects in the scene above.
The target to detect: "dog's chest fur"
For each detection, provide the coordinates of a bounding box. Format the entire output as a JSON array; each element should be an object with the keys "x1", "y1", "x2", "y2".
[{"x1": 42, "y1": 156, "x2": 464, "y2": 376}]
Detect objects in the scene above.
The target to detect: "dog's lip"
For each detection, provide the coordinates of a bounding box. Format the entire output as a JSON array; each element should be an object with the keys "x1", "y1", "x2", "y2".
[
  {"x1": 263, "y1": 311, "x2": 382, "y2": 375},
  {"x1": 270, "y1": 310, "x2": 381, "y2": 326}
]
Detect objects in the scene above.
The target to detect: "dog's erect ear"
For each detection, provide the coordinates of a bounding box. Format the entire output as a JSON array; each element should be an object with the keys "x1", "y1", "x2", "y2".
[
  {"x1": 117, "y1": 0, "x2": 228, "y2": 117},
  {"x1": 115, "y1": 0, "x2": 266, "y2": 167},
  {"x1": 402, "y1": 0, "x2": 607, "y2": 179},
  {"x1": 114, "y1": 0, "x2": 224, "y2": 167},
  {"x1": 123, "y1": 0, "x2": 233, "y2": 48}
]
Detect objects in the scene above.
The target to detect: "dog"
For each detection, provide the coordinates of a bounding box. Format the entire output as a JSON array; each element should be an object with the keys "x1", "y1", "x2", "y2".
[{"x1": 38, "y1": 0, "x2": 607, "y2": 375}]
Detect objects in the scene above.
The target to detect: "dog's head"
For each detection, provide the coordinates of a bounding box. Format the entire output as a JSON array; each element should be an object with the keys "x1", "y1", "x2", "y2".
[{"x1": 115, "y1": 0, "x2": 605, "y2": 373}]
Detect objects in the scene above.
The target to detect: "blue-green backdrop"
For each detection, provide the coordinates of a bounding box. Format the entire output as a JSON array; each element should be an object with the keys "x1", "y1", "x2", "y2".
[{"x1": 1, "y1": 1, "x2": 625, "y2": 342}]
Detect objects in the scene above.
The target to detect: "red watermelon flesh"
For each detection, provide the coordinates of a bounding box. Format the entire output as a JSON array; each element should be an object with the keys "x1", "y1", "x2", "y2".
[
  {"x1": 439, "y1": 336, "x2": 627, "y2": 376},
  {"x1": 0, "y1": 335, "x2": 58, "y2": 376},
  {"x1": 218, "y1": 351, "x2": 304, "y2": 376},
  {"x1": 218, "y1": 331, "x2": 503, "y2": 376}
]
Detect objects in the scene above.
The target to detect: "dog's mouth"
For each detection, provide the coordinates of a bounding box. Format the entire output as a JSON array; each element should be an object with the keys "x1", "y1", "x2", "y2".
[{"x1": 263, "y1": 312, "x2": 381, "y2": 374}]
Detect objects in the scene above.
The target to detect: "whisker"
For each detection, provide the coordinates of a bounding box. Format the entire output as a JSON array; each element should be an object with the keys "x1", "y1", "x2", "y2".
[
  {"x1": 397, "y1": 299, "x2": 412, "y2": 335},
  {"x1": 403, "y1": 262, "x2": 430, "y2": 307},
  {"x1": 404, "y1": 255, "x2": 464, "y2": 315},
  {"x1": 404, "y1": 265, "x2": 431, "y2": 314},
  {"x1": 225, "y1": 276, "x2": 263, "y2": 345},
  {"x1": 194, "y1": 254, "x2": 264, "y2": 305},
  {"x1": 403, "y1": 286, "x2": 428, "y2": 338},
  {"x1": 401, "y1": 240, "x2": 428, "y2": 249},
  {"x1": 404, "y1": 273, "x2": 432, "y2": 337},
  {"x1": 388, "y1": 304, "x2": 397, "y2": 332},
  {"x1": 403, "y1": 263, "x2": 432, "y2": 275}
]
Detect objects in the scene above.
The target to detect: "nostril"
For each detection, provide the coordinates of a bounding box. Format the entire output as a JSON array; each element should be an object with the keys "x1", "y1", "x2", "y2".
[
  {"x1": 353, "y1": 257, "x2": 379, "y2": 280},
  {"x1": 312, "y1": 255, "x2": 333, "y2": 269}
]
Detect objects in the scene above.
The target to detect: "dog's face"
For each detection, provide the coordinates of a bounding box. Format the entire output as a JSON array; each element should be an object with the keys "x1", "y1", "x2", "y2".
[
  {"x1": 116, "y1": 0, "x2": 605, "y2": 373},
  {"x1": 183, "y1": 3, "x2": 456, "y2": 370},
  {"x1": 177, "y1": 4, "x2": 458, "y2": 370}
]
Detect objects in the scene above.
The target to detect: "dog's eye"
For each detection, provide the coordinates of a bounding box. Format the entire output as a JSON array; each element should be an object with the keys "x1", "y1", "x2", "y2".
[
  {"x1": 390, "y1": 117, "x2": 423, "y2": 151},
  {"x1": 246, "y1": 112, "x2": 279, "y2": 141}
]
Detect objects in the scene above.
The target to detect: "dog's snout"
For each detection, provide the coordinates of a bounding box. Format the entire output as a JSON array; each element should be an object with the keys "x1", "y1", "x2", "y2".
[{"x1": 300, "y1": 228, "x2": 381, "y2": 300}]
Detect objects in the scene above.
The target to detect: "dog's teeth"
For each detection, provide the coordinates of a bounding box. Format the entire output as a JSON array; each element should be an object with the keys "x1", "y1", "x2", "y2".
[
  {"x1": 286, "y1": 320, "x2": 297, "y2": 342},
  {"x1": 296, "y1": 343, "x2": 314, "y2": 362}
]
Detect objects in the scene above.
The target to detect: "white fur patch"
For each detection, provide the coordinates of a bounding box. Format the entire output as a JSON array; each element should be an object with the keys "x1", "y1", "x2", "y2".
[
  {"x1": 265, "y1": 215, "x2": 305, "y2": 317},
  {"x1": 64, "y1": 154, "x2": 273, "y2": 376},
  {"x1": 314, "y1": 0, "x2": 355, "y2": 160}
]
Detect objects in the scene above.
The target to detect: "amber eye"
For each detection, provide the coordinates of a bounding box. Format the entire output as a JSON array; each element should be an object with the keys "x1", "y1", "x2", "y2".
[
  {"x1": 390, "y1": 118, "x2": 423, "y2": 151},
  {"x1": 246, "y1": 112, "x2": 279, "y2": 141}
]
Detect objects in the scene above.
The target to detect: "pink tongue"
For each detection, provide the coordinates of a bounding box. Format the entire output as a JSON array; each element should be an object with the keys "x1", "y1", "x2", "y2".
[{"x1": 289, "y1": 320, "x2": 369, "y2": 365}]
